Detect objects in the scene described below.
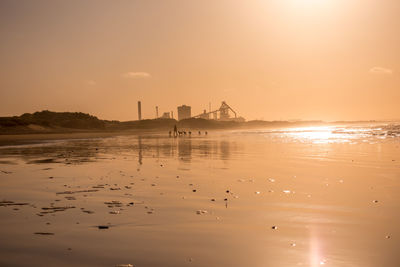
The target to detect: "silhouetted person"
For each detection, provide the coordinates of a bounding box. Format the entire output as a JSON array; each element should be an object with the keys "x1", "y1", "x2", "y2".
[
  {"x1": 173, "y1": 125, "x2": 178, "y2": 138},
  {"x1": 198, "y1": 131, "x2": 201, "y2": 135},
  {"x1": 205, "y1": 131, "x2": 208, "y2": 135},
  {"x1": 169, "y1": 131, "x2": 172, "y2": 137}
]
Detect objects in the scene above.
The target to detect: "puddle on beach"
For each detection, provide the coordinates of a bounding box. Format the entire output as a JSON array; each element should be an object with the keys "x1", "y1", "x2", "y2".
[{"x1": 0, "y1": 126, "x2": 400, "y2": 267}]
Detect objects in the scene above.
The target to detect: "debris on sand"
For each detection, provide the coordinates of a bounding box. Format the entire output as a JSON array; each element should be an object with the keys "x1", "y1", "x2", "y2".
[
  {"x1": 34, "y1": 232, "x2": 55, "y2": 235},
  {"x1": 82, "y1": 210, "x2": 95, "y2": 214},
  {"x1": 0, "y1": 201, "x2": 29, "y2": 207},
  {"x1": 1, "y1": 170, "x2": 12, "y2": 174},
  {"x1": 271, "y1": 226, "x2": 278, "y2": 230},
  {"x1": 40, "y1": 206, "x2": 75, "y2": 214},
  {"x1": 56, "y1": 191, "x2": 74, "y2": 195},
  {"x1": 56, "y1": 189, "x2": 99, "y2": 195},
  {"x1": 65, "y1": 196, "x2": 76, "y2": 200},
  {"x1": 97, "y1": 225, "x2": 109, "y2": 230},
  {"x1": 109, "y1": 210, "x2": 120, "y2": 215},
  {"x1": 104, "y1": 201, "x2": 123, "y2": 208},
  {"x1": 196, "y1": 210, "x2": 208, "y2": 215}
]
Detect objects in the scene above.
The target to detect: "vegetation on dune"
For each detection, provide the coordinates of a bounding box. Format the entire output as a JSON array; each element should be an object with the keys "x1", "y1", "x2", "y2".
[{"x1": 0, "y1": 110, "x2": 105, "y2": 131}]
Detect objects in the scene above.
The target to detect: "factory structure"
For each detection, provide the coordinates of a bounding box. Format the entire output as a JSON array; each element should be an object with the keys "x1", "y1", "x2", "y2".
[
  {"x1": 177, "y1": 105, "x2": 191, "y2": 120},
  {"x1": 136, "y1": 101, "x2": 244, "y2": 122}
]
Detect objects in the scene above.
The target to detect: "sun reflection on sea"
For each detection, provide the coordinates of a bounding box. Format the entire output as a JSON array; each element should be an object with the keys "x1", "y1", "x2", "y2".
[
  {"x1": 310, "y1": 230, "x2": 327, "y2": 267},
  {"x1": 284, "y1": 126, "x2": 353, "y2": 144},
  {"x1": 285, "y1": 126, "x2": 366, "y2": 144}
]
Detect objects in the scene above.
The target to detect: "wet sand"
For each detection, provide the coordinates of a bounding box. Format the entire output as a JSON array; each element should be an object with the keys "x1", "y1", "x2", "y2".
[
  {"x1": 0, "y1": 131, "x2": 145, "y2": 146},
  {"x1": 0, "y1": 126, "x2": 399, "y2": 266}
]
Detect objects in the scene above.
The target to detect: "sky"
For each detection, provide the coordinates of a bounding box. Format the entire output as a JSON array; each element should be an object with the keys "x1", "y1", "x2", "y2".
[{"x1": 0, "y1": 0, "x2": 399, "y2": 121}]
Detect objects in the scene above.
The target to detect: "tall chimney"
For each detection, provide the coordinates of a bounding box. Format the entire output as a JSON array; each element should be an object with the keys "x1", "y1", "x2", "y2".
[
  {"x1": 156, "y1": 106, "x2": 159, "y2": 118},
  {"x1": 138, "y1": 101, "x2": 142, "y2": 120}
]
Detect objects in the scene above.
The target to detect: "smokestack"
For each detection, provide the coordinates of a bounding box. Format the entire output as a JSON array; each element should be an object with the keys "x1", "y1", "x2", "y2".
[
  {"x1": 156, "y1": 106, "x2": 158, "y2": 118},
  {"x1": 137, "y1": 101, "x2": 142, "y2": 120},
  {"x1": 171, "y1": 111, "x2": 173, "y2": 119}
]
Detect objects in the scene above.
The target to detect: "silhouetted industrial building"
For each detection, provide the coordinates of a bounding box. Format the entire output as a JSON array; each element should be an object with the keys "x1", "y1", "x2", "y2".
[
  {"x1": 161, "y1": 112, "x2": 171, "y2": 119},
  {"x1": 192, "y1": 101, "x2": 245, "y2": 122},
  {"x1": 177, "y1": 105, "x2": 191, "y2": 121},
  {"x1": 137, "y1": 101, "x2": 142, "y2": 120},
  {"x1": 199, "y1": 109, "x2": 209, "y2": 119}
]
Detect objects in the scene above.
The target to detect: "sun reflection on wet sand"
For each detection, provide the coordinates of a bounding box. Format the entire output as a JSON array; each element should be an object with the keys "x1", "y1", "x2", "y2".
[{"x1": 310, "y1": 229, "x2": 326, "y2": 267}]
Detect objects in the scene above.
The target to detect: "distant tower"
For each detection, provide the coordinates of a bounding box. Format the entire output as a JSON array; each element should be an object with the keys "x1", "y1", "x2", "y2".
[
  {"x1": 177, "y1": 105, "x2": 191, "y2": 121},
  {"x1": 156, "y1": 106, "x2": 159, "y2": 118},
  {"x1": 137, "y1": 101, "x2": 142, "y2": 120},
  {"x1": 171, "y1": 111, "x2": 174, "y2": 119}
]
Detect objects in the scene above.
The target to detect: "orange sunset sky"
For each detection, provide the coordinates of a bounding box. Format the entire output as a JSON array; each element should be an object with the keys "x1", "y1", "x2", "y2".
[{"x1": 0, "y1": 0, "x2": 399, "y2": 121}]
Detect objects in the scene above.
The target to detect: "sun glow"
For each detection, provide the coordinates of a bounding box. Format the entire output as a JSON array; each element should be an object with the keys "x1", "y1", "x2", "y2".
[{"x1": 288, "y1": 0, "x2": 334, "y2": 11}]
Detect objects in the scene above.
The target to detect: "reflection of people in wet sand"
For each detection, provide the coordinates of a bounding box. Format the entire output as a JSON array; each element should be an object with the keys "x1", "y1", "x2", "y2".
[{"x1": 173, "y1": 125, "x2": 178, "y2": 138}]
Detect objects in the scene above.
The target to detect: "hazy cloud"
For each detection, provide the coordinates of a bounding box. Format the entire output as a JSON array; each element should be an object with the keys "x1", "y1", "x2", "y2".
[
  {"x1": 121, "y1": 72, "x2": 151, "y2": 79},
  {"x1": 86, "y1": 80, "x2": 96, "y2": 86},
  {"x1": 369, "y1": 67, "x2": 393, "y2": 75}
]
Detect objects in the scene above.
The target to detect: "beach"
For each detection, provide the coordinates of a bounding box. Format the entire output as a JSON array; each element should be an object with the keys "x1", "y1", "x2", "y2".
[{"x1": 0, "y1": 124, "x2": 399, "y2": 267}]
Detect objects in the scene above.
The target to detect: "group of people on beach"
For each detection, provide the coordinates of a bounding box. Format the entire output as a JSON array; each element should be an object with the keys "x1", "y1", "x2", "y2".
[{"x1": 169, "y1": 125, "x2": 207, "y2": 138}]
